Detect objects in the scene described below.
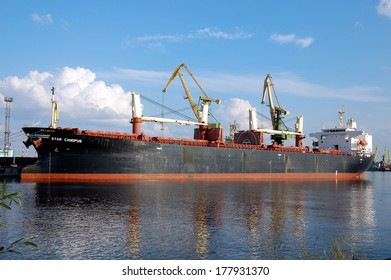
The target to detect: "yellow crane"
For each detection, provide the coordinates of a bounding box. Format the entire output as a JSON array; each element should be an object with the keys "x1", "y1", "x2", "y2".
[
  {"x1": 162, "y1": 63, "x2": 221, "y2": 123},
  {"x1": 262, "y1": 74, "x2": 289, "y2": 130},
  {"x1": 261, "y1": 74, "x2": 292, "y2": 144},
  {"x1": 382, "y1": 147, "x2": 390, "y2": 164},
  {"x1": 373, "y1": 146, "x2": 379, "y2": 162}
]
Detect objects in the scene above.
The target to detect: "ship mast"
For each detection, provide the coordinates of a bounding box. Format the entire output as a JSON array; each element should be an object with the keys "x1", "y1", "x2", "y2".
[
  {"x1": 50, "y1": 87, "x2": 59, "y2": 128},
  {"x1": 3, "y1": 97, "x2": 13, "y2": 156},
  {"x1": 338, "y1": 106, "x2": 345, "y2": 128}
]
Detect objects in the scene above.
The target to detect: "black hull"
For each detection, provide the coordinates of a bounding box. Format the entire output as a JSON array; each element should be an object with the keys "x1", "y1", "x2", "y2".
[{"x1": 21, "y1": 127, "x2": 373, "y2": 182}]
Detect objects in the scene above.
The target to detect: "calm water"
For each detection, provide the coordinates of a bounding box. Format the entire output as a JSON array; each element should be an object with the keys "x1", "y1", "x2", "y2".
[{"x1": 1, "y1": 172, "x2": 391, "y2": 260}]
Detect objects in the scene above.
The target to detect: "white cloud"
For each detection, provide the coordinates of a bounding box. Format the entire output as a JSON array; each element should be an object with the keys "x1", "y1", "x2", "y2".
[
  {"x1": 215, "y1": 98, "x2": 256, "y2": 131},
  {"x1": 196, "y1": 27, "x2": 253, "y2": 40},
  {"x1": 0, "y1": 67, "x2": 132, "y2": 130},
  {"x1": 295, "y1": 37, "x2": 314, "y2": 48},
  {"x1": 270, "y1": 34, "x2": 296, "y2": 43},
  {"x1": 55, "y1": 67, "x2": 95, "y2": 89},
  {"x1": 377, "y1": 0, "x2": 391, "y2": 18},
  {"x1": 269, "y1": 33, "x2": 314, "y2": 48},
  {"x1": 31, "y1": 13, "x2": 53, "y2": 25},
  {"x1": 126, "y1": 27, "x2": 252, "y2": 48}
]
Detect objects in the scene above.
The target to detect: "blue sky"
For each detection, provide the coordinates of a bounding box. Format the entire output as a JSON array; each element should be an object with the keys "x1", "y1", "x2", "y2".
[{"x1": 1, "y1": 0, "x2": 391, "y2": 159}]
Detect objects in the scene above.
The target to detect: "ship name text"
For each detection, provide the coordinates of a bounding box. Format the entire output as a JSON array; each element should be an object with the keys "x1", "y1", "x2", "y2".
[{"x1": 51, "y1": 137, "x2": 82, "y2": 143}]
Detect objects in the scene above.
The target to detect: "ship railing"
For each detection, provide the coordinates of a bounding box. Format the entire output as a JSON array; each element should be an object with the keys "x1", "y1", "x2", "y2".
[
  {"x1": 224, "y1": 143, "x2": 264, "y2": 150},
  {"x1": 62, "y1": 127, "x2": 81, "y2": 134},
  {"x1": 81, "y1": 130, "x2": 138, "y2": 140},
  {"x1": 313, "y1": 148, "x2": 345, "y2": 155},
  {"x1": 151, "y1": 137, "x2": 209, "y2": 147},
  {"x1": 268, "y1": 146, "x2": 312, "y2": 153}
]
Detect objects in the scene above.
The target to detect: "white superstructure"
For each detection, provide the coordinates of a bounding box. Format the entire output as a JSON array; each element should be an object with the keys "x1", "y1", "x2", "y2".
[{"x1": 309, "y1": 108, "x2": 372, "y2": 157}]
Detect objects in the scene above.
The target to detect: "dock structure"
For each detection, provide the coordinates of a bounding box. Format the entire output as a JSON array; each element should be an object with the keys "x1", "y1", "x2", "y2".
[{"x1": 0, "y1": 157, "x2": 37, "y2": 178}]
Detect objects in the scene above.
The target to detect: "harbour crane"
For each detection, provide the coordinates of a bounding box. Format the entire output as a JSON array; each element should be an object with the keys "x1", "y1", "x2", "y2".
[
  {"x1": 262, "y1": 74, "x2": 290, "y2": 130},
  {"x1": 373, "y1": 146, "x2": 379, "y2": 162},
  {"x1": 381, "y1": 147, "x2": 390, "y2": 167},
  {"x1": 162, "y1": 63, "x2": 221, "y2": 124},
  {"x1": 131, "y1": 65, "x2": 222, "y2": 135},
  {"x1": 261, "y1": 74, "x2": 303, "y2": 145}
]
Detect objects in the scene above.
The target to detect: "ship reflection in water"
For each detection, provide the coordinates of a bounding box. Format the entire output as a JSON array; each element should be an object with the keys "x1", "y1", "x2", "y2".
[{"x1": 2, "y1": 174, "x2": 390, "y2": 260}]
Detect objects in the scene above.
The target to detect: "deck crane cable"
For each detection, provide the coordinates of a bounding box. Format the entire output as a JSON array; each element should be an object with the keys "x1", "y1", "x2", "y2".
[
  {"x1": 161, "y1": 88, "x2": 165, "y2": 131},
  {"x1": 140, "y1": 94, "x2": 198, "y2": 122},
  {"x1": 208, "y1": 110, "x2": 220, "y2": 124},
  {"x1": 150, "y1": 107, "x2": 191, "y2": 118},
  {"x1": 0, "y1": 131, "x2": 26, "y2": 148},
  {"x1": 280, "y1": 116, "x2": 297, "y2": 131},
  {"x1": 256, "y1": 111, "x2": 290, "y2": 130}
]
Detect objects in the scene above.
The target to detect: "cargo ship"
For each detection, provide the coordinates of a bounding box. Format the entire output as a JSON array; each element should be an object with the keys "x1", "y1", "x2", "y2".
[{"x1": 21, "y1": 67, "x2": 373, "y2": 182}]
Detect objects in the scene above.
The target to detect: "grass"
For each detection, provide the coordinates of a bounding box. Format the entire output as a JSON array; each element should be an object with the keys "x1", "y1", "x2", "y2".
[
  {"x1": 303, "y1": 240, "x2": 361, "y2": 260},
  {"x1": 1, "y1": 181, "x2": 38, "y2": 255}
]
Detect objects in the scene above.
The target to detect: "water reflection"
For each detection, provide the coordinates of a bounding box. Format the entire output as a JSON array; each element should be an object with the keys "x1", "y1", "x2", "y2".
[
  {"x1": 1, "y1": 178, "x2": 380, "y2": 259},
  {"x1": 128, "y1": 203, "x2": 141, "y2": 259},
  {"x1": 194, "y1": 195, "x2": 210, "y2": 259}
]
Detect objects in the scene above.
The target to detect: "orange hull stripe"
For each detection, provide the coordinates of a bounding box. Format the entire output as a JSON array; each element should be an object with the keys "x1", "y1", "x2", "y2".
[{"x1": 21, "y1": 172, "x2": 365, "y2": 183}]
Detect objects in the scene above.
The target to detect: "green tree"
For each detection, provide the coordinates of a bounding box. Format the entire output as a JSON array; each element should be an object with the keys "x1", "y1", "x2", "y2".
[{"x1": 0, "y1": 181, "x2": 37, "y2": 254}]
